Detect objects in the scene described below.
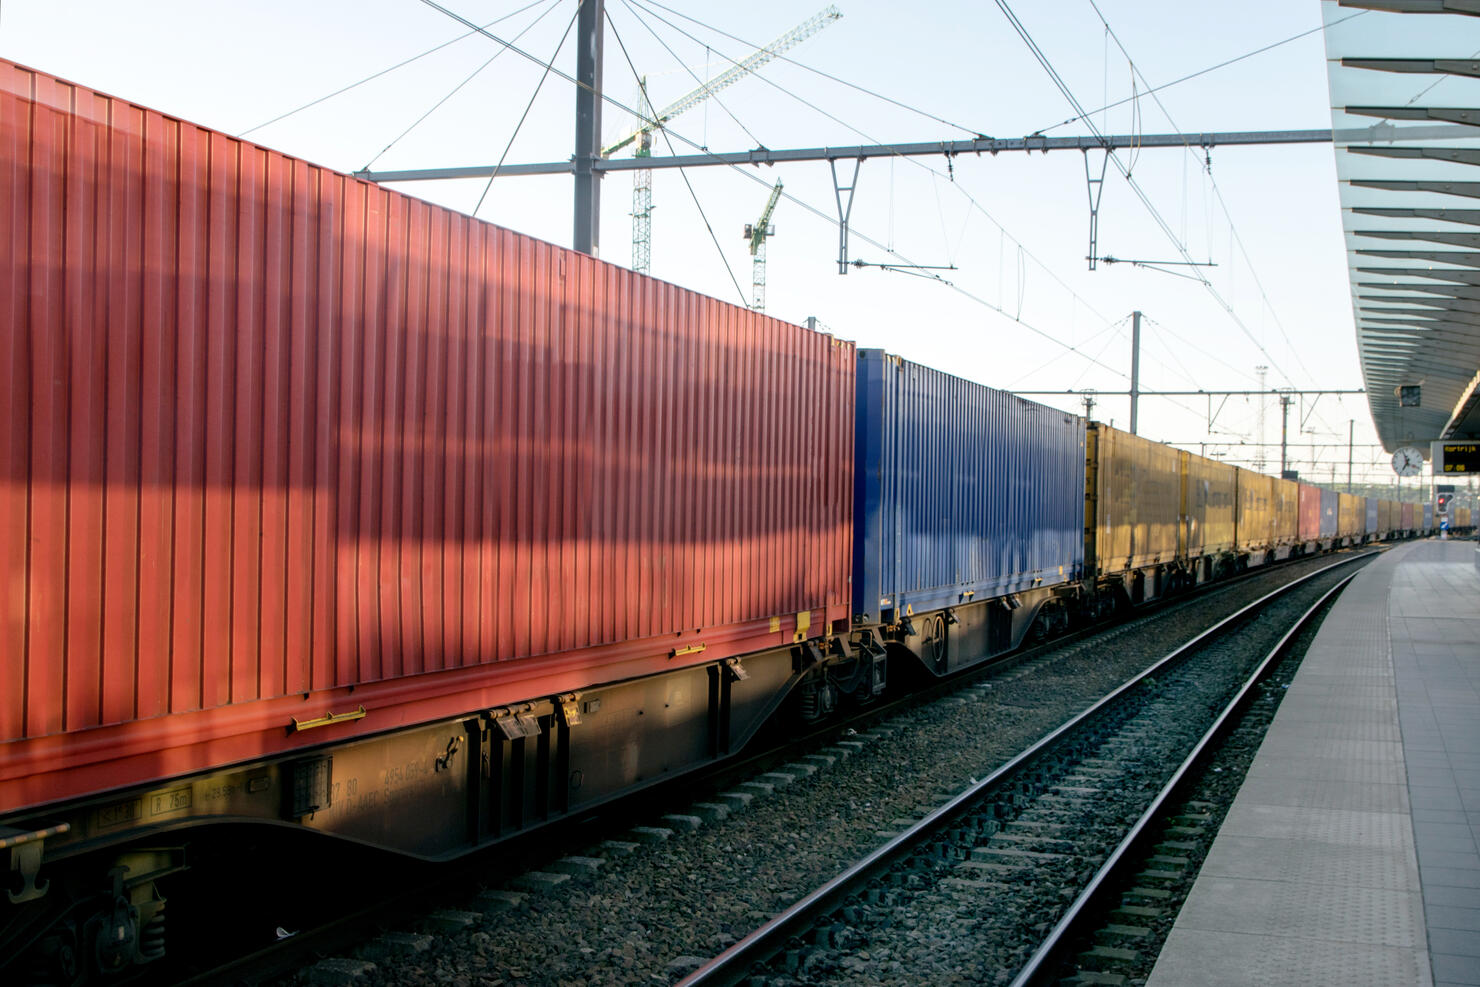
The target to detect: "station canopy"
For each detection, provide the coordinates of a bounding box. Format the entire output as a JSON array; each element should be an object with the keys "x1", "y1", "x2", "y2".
[{"x1": 1326, "y1": 0, "x2": 1480, "y2": 451}]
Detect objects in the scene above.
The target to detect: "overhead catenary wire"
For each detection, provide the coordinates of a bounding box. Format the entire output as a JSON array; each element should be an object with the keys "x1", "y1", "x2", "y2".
[
  {"x1": 471, "y1": 3, "x2": 581, "y2": 218},
  {"x1": 635, "y1": 0, "x2": 982, "y2": 138},
  {"x1": 1079, "y1": 0, "x2": 1373, "y2": 454},
  {"x1": 617, "y1": 1, "x2": 766, "y2": 156},
  {"x1": 1085, "y1": 0, "x2": 1313, "y2": 387},
  {"x1": 1036, "y1": 10, "x2": 1369, "y2": 135},
  {"x1": 405, "y1": 0, "x2": 1127, "y2": 380},
  {"x1": 992, "y1": 0, "x2": 1292, "y2": 393},
  {"x1": 606, "y1": 7, "x2": 750, "y2": 306},
  {"x1": 363, "y1": 0, "x2": 563, "y2": 173},
  {"x1": 240, "y1": 0, "x2": 552, "y2": 138},
  {"x1": 407, "y1": 0, "x2": 1124, "y2": 359},
  {"x1": 620, "y1": 0, "x2": 1123, "y2": 334},
  {"x1": 393, "y1": 0, "x2": 1308, "y2": 449}
]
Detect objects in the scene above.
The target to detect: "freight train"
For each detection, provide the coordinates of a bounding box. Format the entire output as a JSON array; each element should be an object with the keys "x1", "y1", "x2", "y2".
[{"x1": 0, "y1": 59, "x2": 1464, "y2": 981}]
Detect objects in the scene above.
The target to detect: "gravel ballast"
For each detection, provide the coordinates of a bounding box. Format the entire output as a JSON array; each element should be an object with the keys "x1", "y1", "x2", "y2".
[{"x1": 303, "y1": 554, "x2": 1371, "y2": 987}]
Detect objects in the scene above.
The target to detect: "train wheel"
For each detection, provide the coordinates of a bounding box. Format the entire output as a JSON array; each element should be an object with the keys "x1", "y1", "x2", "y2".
[{"x1": 923, "y1": 614, "x2": 948, "y2": 673}]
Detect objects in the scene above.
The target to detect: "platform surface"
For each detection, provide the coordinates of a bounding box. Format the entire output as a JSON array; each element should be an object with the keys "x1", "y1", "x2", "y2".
[{"x1": 1147, "y1": 539, "x2": 1480, "y2": 987}]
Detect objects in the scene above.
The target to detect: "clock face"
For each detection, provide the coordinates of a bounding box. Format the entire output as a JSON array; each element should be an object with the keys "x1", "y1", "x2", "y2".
[{"x1": 1392, "y1": 446, "x2": 1424, "y2": 477}]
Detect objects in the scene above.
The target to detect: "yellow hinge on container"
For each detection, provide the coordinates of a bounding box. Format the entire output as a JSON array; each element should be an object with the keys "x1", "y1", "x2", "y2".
[
  {"x1": 769, "y1": 616, "x2": 782, "y2": 633},
  {"x1": 792, "y1": 610, "x2": 812, "y2": 643},
  {"x1": 671, "y1": 643, "x2": 706, "y2": 658},
  {"x1": 290, "y1": 705, "x2": 367, "y2": 733}
]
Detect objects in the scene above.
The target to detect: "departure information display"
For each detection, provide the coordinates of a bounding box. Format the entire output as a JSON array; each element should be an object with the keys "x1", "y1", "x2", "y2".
[{"x1": 1440, "y1": 442, "x2": 1480, "y2": 473}]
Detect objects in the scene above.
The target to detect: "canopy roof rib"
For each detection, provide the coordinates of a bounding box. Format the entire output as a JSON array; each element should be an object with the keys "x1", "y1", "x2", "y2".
[{"x1": 1330, "y1": 0, "x2": 1480, "y2": 445}]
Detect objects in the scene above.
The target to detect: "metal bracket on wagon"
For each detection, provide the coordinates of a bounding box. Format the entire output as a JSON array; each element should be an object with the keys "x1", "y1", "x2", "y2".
[
  {"x1": 792, "y1": 610, "x2": 812, "y2": 643},
  {"x1": 724, "y1": 658, "x2": 750, "y2": 682},
  {"x1": 855, "y1": 636, "x2": 888, "y2": 695},
  {"x1": 793, "y1": 640, "x2": 825, "y2": 671},
  {"x1": 289, "y1": 704, "x2": 367, "y2": 733},
  {"x1": 557, "y1": 694, "x2": 583, "y2": 727},
  {"x1": 487, "y1": 706, "x2": 543, "y2": 740},
  {"x1": 1, "y1": 823, "x2": 69, "y2": 903}
]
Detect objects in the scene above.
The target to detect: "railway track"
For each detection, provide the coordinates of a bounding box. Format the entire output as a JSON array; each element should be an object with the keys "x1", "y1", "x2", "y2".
[
  {"x1": 166, "y1": 552, "x2": 1369, "y2": 986},
  {"x1": 680, "y1": 554, "x2": 1365, "y2": 986}
]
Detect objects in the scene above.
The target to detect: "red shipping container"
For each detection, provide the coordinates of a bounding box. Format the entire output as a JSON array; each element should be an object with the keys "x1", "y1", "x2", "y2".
[
  {"x1": 1298, "y1": 483, "x2": 1322, "y2": 543},
  {"x1": 0, "y1": 59, "x2": 855, "y2": 813}
]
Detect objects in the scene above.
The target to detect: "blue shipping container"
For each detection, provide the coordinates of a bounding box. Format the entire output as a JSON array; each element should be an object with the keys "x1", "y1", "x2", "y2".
[
  {"x1": 1424, "y1": 502, "x2": 1434, "y2": 530},
  {"x1": 1365, "y1": 497, "x2": 1379, "y2": 536},
  {"x1": 1320, "y1": 488, "x2": 1339, "y2": 539},
  {"x1": 852, "y1": 350, "x2": 1085, "y2": 623}
]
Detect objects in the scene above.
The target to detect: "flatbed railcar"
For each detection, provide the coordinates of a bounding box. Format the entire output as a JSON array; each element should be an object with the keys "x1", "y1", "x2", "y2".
[
  {"x1": 845, "y1": 350, "x2": 1085, "y2": 685},
  {"x1": 1, "y1": 57, "x2": 859, "y2": 979}
]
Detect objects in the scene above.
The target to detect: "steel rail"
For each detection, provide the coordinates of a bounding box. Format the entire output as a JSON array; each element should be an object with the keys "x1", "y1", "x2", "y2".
[
  {"x1": 1008, "y1": 565, "x2": 1362, "y2": 986},
  {"x1": 678, "y1": 551, "x2": 1375, "y2": 987}
]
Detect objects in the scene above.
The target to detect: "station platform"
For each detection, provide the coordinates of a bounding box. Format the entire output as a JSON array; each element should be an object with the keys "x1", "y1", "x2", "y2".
[{"x1": 1147, "y1": 538, "x2": 1480, "y2": 987}]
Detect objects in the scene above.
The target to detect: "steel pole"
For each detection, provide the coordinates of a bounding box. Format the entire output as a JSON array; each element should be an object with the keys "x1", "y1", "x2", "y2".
[
  {"x1": 1129, "y1": 310, "x2": 1141, "y2": 435},
  {"x1": 573, "y1": 0, "x2": 604, "y2": 256},
  {"x1": 1280, "y1": 395, "x2": 1292, "y2": 476},
  {"x1": 1347, "y1": 419, "x2": 1354, "y2": 492}
]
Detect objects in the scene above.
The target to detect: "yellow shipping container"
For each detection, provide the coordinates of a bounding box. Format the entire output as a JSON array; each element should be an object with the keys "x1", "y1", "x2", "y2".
[
  {"x1": 1184, "y1": 450, "x2": 1238, "y2": 557},
  {"x1": 1236, "y1": 470, "x2": 1299, "y2": 554},
  {"x1": 1274, "y1": 477, "x2": 1300, "y2": 546},
  {"x1": 1338, "y1": 492, "x2": 1363, "y2": 539},
  {"x1": 1378, "y1": 499, "x2": 1396, "y2": 535},
  {"x1": 1235, "y1": 468, "x2": 1277, "y2": 553},
  {"x1": 1089, "y1": 424, "x2": 1183, "y2": 575}
]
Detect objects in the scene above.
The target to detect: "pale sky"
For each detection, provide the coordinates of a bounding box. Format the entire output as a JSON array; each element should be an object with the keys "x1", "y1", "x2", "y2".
[{"x1": 0, "y1": 0, "x2": 1444, "y2": 490}]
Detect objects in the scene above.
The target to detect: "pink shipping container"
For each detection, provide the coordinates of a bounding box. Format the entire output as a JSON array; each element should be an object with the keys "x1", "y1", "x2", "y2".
[
  {"x1": 1401, "y1": 501, "x2": 1416, "y2": 531},
  {"x1": 1298, "y1": 483, "x2": 1322, "y2": 543},
  {"x1": 0, "y1": 59, "x2": 855, "y2": 813}
]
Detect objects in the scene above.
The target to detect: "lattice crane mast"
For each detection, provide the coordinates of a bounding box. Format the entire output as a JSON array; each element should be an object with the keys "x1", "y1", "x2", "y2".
[
  {"x1": 745, "y1": 180, "x2": 783, "y2": 312},
  {"x1": 603, "y1": 5, "x2": 841, "y2": 275}
]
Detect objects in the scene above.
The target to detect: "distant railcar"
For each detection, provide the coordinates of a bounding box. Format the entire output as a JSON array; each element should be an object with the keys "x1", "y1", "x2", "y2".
[
  {"x1": 1338, "y1": 493, "x2": 1363, "y2": 545},
  {"x1": 1087, "y1": 425, "x2": 1183, "y2": 602},
  {"x1": 1184, "y1": 450, "x2": 1238, "y2": 576},
  {"x1": 850, "y1": 351, "x2": 1085, "y2": 678}
]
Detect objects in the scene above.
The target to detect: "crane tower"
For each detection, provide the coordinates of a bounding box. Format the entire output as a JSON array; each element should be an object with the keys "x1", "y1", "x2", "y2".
[
  {"x1": 602, "y1": 6, "x2": 841, "y2": 275},
  {"x1": 746, "y1": 180, "x2": 783, "y2": 312}
]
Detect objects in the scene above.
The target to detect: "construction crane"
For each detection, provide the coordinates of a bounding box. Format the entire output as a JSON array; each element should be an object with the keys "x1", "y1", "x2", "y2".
[
  {"x1": 745, "y1": 180, "x2": 783, "y2": 312},
  {"x1": 602, "y1": 5, "x2": 841, "y2": 275}
]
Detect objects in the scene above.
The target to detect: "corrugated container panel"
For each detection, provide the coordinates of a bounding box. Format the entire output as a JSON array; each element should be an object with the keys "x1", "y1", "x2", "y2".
[
  {"x1": 1273, "y1": 478, "x2": 1299, "y2": 545},
  {"x1": 1319, "y1": 489, "x2": 1339, "y2": 538},
  {"x1": 852, "y1": 351, "x2": 1084, "y2": 620},
  {"x1": 1379, "y1": 499, "x2": 1395, "y2": 534},
  {"x1": 1423, "y1": 502, "x2": 1434, "y2": 529},
  {"x1": 1457, "y1": 505, "x2": 1472, "y2": 528},
  {"x1": 1184, "y1": 451, "x2": 1237, "y2": 556},
  {"x1": 1401, "y1": 501, "x2": 1416, "y2": 529},
  {"x1": 1092, "y1": 424, "x2": 1183, "y2": 573},
  {"x1": 1366, "y1": 497, "x2": 1379, "y2": 536},
  {"x1": 1338, "y1": 493, "x2": 1362, "y2": 538},
  {"x1": 0, "y1": 60, "x2": 855, "y2": 756},
  {"x1": 1298, "y1": 483, "x2": 1322, "y2": 542},
  {"x1": 1235, "y1": 468, "x2": 1277, "y2": 553}
]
